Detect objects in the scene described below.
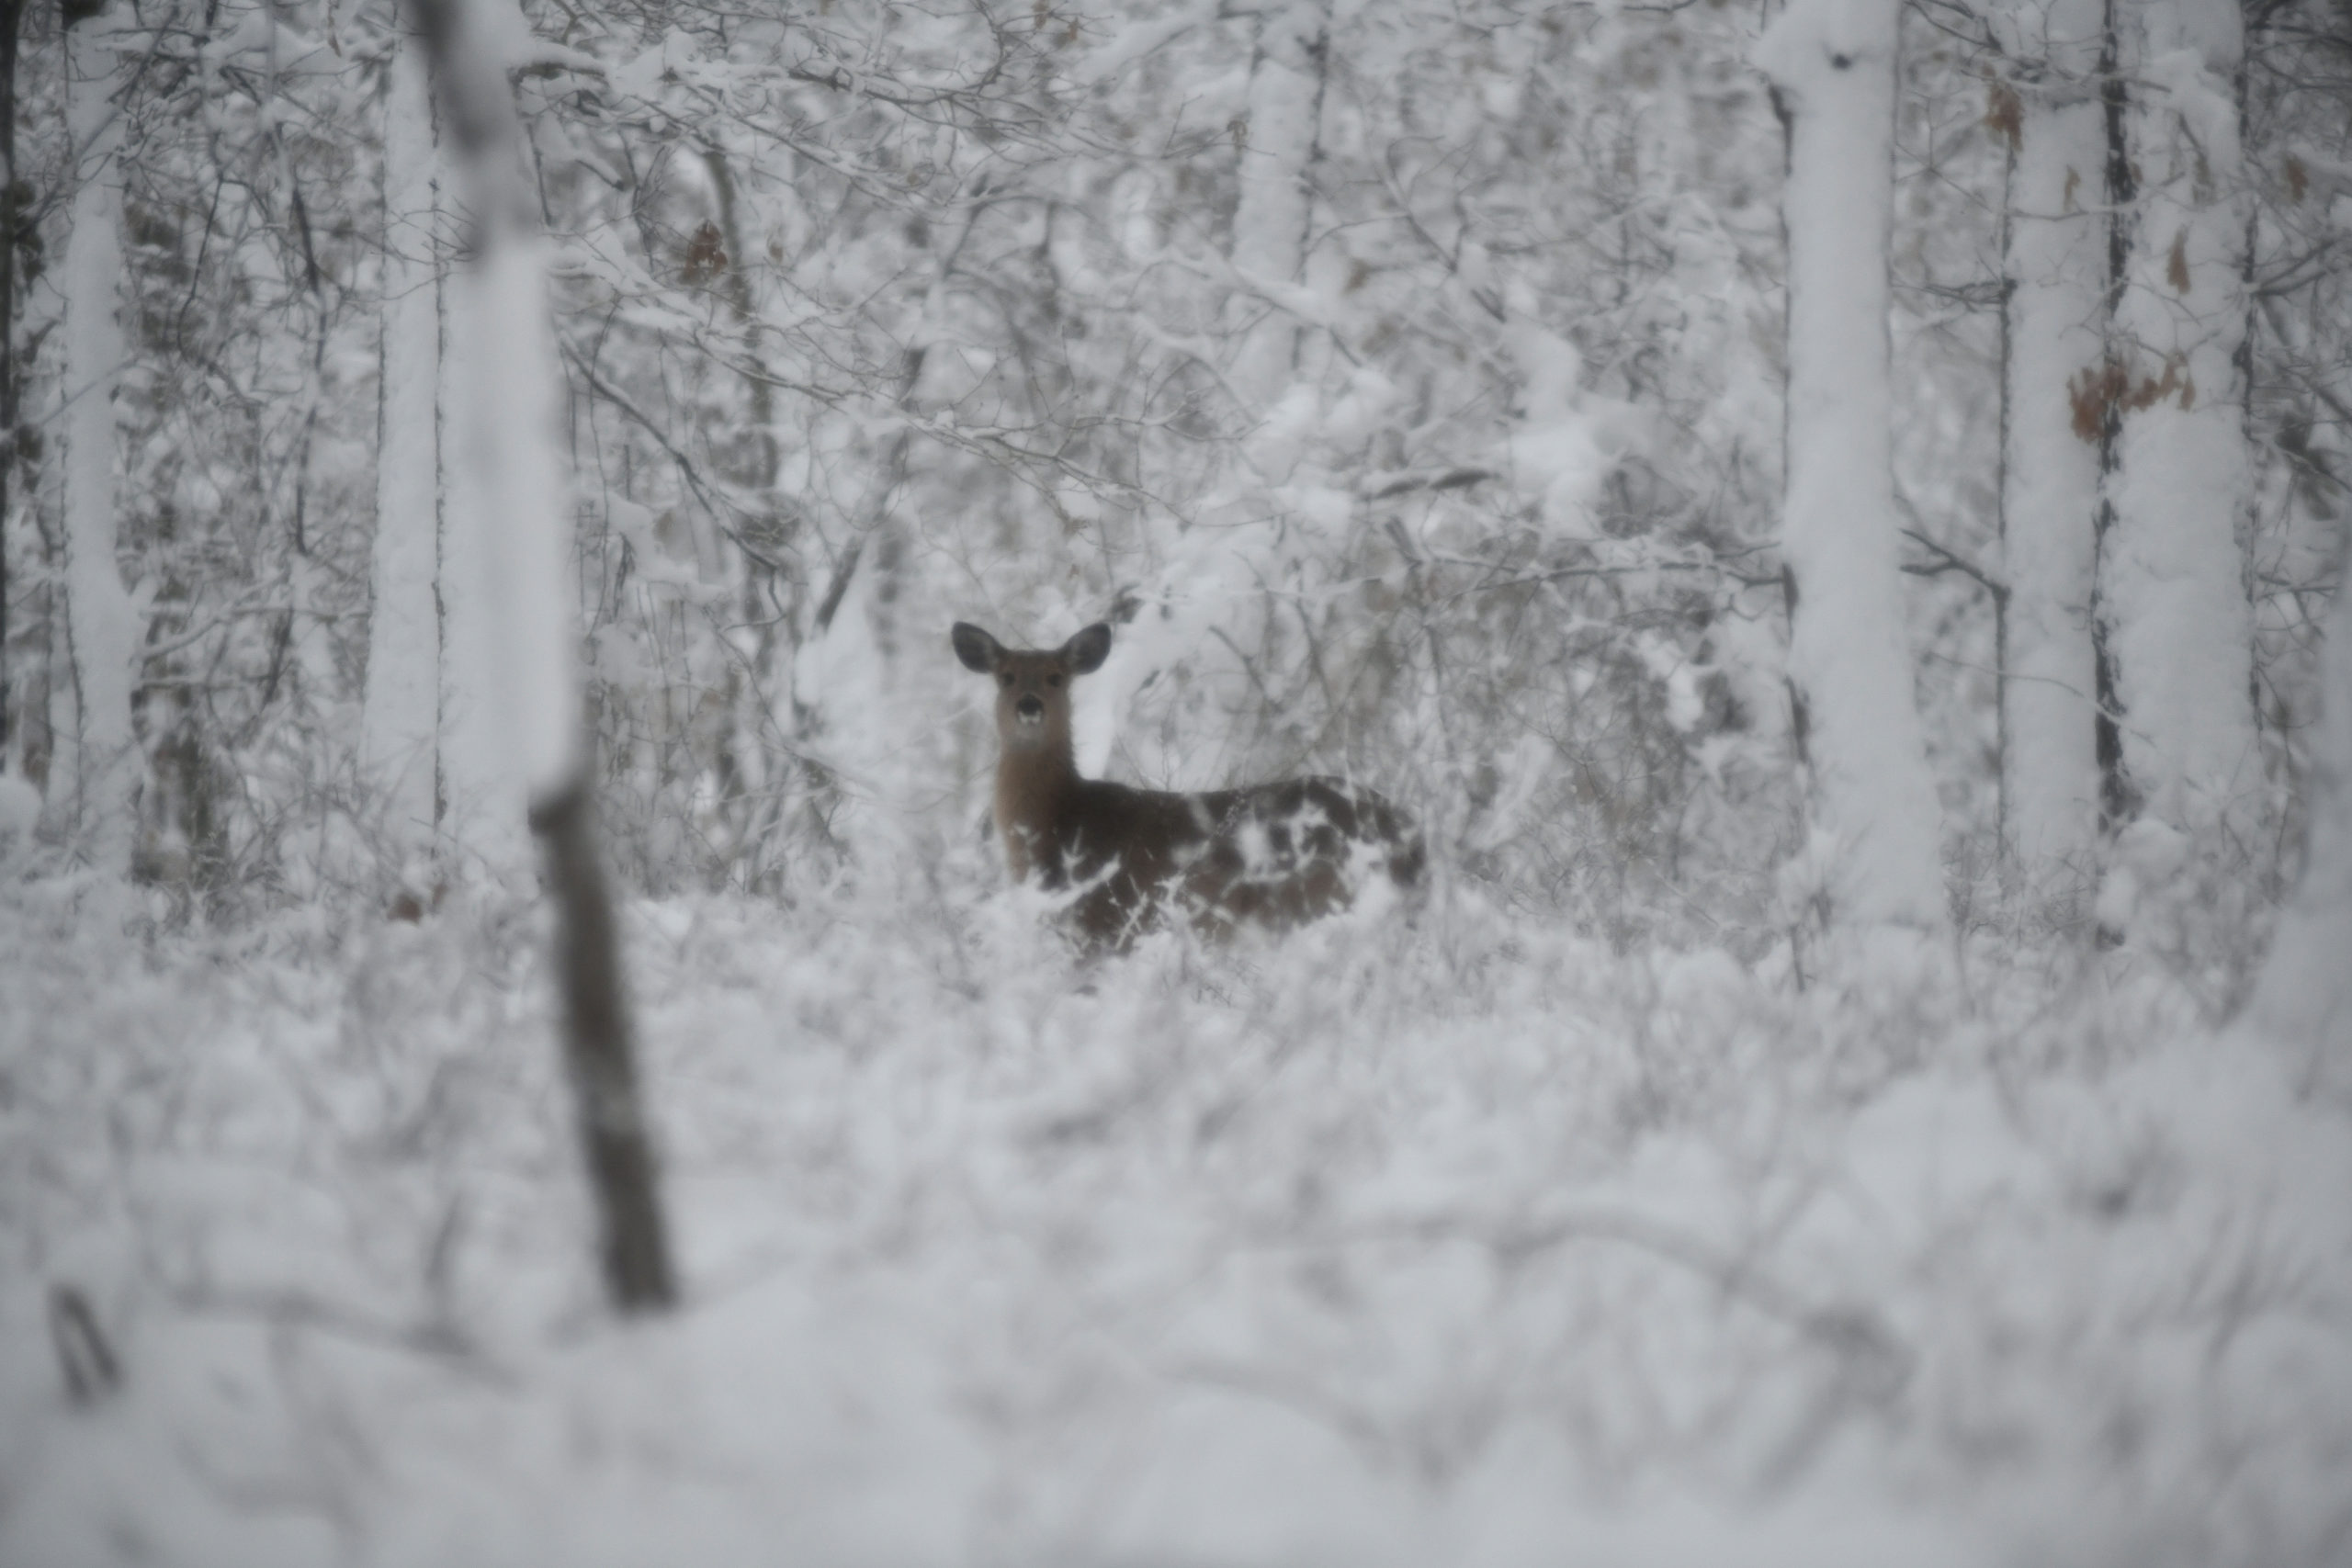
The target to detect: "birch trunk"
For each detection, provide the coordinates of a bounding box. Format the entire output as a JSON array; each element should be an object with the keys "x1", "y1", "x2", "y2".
[
  {"x1": 436, "y1": 256, "x2": 530, "y2": 875},
  {"x1": 363, "y1": 30, "x2": 444, "y2": 861},
  {"x1": 59, "y1": 0, "x2": 136, "y2": 874},
  {"x1": 1756, "y1": 0, "x2": 1950, "y2": 936},
  {"x1": 2096, "y1": 0, "x2": 2257, "y2": 840},
  {"x1": 1993, "y1": 0, "x2": 2106, "y2": 900},
  {"x1": 1227, "y1": 0, "x2": 1327, "y2": 417},
  {"x1": 411, "y1": 0, "x2": 673, "y2": 1313}
]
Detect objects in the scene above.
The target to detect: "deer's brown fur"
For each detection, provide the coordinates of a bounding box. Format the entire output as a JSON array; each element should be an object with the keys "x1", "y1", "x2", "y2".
[{"x1": 953, "y1": 621, "x2": 1424, "y2": 946}]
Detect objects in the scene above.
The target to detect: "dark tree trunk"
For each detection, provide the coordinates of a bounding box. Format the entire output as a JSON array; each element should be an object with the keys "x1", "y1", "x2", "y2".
[
  {"x1": 529, "y1": 777, "x2": 673, "y2": 1308},
  {"x1": 0, "y1": 0, "x2": 17, "y2": 758},
  {"x1": 2090, "y1": 0, "x2": 2133, "y2": 834}
]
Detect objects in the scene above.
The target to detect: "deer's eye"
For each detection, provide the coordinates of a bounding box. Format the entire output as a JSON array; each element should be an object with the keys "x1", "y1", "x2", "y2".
[
  {"x1": 1046, "y1": 673, "x2": 1062, "y2": 689},
  {"x1": 999, "y1": 672, "x2": 1013, "y2": 688}
]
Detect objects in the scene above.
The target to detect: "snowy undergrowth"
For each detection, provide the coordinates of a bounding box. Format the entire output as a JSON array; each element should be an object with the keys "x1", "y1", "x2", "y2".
[{"x1": 2, "y1": 870, "x2": 2349, "y2": 1566}]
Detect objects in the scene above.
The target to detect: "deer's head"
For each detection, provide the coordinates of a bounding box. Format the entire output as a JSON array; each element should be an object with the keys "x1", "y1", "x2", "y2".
[{"x1": 952, "y1": 621, "x2": 1113, "y2": 758}]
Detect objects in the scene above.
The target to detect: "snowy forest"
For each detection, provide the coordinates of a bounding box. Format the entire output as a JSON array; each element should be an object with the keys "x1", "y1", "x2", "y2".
[{"x1": 5, "y1": 0, "x2": 2352, "y2": 1556}]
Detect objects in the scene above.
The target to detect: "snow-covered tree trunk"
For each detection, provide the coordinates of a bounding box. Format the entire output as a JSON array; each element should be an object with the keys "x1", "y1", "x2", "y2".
[
  {"x1": 1756, "y1": 0, "x2": 1949, "y2": 937},
  {"x1": 0, "y1": 0, "x2": 20, "y2": 779},
  {"x1": 2095, "y1": 0, "x2": 2257, "y2": 844},
  {"x1": 435, "y1": 304, "x2": 530, "y2": 877},
  {"x1": 58, "y1": 0, "x2": 136, "y2": 874},
  {"x1": 262, "y1": 7, "x2": 341, "y2": 821},
  {"x1": 363, "y1": 30, "x2": 444, "y2": 865},
  {"x1": 412, "y1": 0, "x2": 673, "y2": 1313},
  {"x1": 1992, "y1": 0, "x2": 2106, "y2": 898},
  {"x1": 1227, "y1": 0, "x2": 1327, "y2": 416},
  {"x1": 2250, "y1": 528, "x2": 2352, "y2": 1086},
  {"x1": 416, "y1": 232, "x2": 534, "y2": 885}
]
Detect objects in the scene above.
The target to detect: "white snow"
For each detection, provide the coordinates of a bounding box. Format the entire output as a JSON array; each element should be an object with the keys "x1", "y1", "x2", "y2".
[
  {"x1": 1072, "y1": 0, "x2": 1222, "y2": 89},
  {"x1": 3, "y1": 884, "x2": 2350, "y2": 1562},
  {"x1": 1502, "y1": 323, "x2": 1633, "y2": 539},
  {"x1": 6, "y1": 0, "x2": 2346, "y2": 1561}
]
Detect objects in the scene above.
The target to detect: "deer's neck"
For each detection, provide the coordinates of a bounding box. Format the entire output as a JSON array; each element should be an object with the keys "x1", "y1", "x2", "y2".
[{"x1": 994, "y1": 738, "x2": 1080, "y2": 879}]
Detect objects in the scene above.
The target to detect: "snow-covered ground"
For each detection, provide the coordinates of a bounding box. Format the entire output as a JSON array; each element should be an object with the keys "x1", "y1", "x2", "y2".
[{"x1": 3, "y1": 866, "x2": 2349, "y2": 1565}]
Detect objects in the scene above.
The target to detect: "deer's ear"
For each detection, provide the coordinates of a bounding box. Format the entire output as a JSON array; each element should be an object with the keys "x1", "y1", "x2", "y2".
[
  {"x1": 951, "y1": 623, "x2": 1002, "y2": 673},
  {"x1": 1063, "y1": 623, "x2": 1113, "y2": 675}
]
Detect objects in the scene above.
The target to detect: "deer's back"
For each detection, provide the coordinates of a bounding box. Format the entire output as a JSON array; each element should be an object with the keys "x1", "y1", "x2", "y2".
[{"x1": 1031, "y1": 774, "x2": 1422, "y2": 945}]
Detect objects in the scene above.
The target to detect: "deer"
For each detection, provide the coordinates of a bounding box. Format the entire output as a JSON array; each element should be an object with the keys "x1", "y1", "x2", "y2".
[{"x1": 952, "y1": 620, "x2": 1424, "y2": 947}]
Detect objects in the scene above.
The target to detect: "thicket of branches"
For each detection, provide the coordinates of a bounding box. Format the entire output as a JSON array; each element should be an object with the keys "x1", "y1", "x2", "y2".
[{"x1": 3, "y1": 0, "x2": 2346, "y2": 981}]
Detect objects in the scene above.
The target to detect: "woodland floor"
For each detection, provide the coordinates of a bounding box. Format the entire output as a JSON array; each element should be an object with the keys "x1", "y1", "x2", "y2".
[{"x1": 2, "y1": 863, "x2": 2349, "y2": 1567}]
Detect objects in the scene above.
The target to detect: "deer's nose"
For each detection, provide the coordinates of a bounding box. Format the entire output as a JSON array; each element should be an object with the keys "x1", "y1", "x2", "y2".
[{"x1": 1015, "y1": 694, "x2": 1046, "y2": 723}]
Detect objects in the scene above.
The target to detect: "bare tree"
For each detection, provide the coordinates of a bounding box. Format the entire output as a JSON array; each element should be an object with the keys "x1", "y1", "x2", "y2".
[
  {"x1": 0, "y1": 0, "x2": 20, "y2": 780},
  {"x1": 1990, "y1": 0, "x2": 2106, "y2": 903},
  {"x1": 1227, "y1": 0, "x2": 1328, "y2": 419},
  {"x1": 58, "y1": 0, "x2": 136, "y2": 873},
  {"x1": 409, "y1": 0, "x2": 673, "y2": 1312},
  {"x1": 362, "y1": 26, "x2": 444, "y2": 878}
]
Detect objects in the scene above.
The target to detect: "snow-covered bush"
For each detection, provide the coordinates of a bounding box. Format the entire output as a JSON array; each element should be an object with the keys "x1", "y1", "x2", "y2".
[{"x1": 5, "y1": 876, "x2": 2350, "y2": 1562}]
